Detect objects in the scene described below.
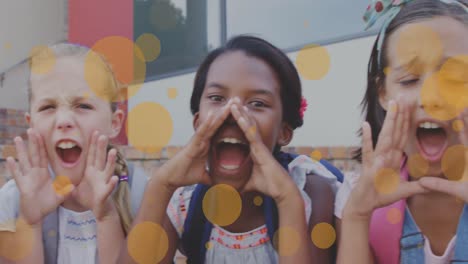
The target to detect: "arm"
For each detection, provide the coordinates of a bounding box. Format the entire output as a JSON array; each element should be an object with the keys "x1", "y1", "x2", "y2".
[
  {"x1": 0, "y1": 220, "x2": 44, "y2": 264},
  {"x1": 304, "y1": 174, "x2": 336, "y2": 264},
  {"x1": 95, "y1": 202, "x2": 125, "y2": 264},
  {"x1": 275, "y1": 185, "x2": 313, "y2": 264}
]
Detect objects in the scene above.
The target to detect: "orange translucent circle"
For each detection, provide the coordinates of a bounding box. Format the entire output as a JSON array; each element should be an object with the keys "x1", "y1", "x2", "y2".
[
  {"x1": 202, "y1": 184, "x2": 242, "y2": 227},
  {"x1": 311, "y1": 222, "x2": 336, "y2": 249},
  {"x1": 167, "y1": 87, "x2": 178, "y2": 99},
  {"x1": 127, "y1": 221, "x2": 169, "y2": 264},
  {"x1": 296, "y1": 44, "x2": 331, "y2": 80},
  {"x1": 310, "y1": 150, "x2": 323, "y2": 161},
  {"x1": 273, "y1": 226, "x2": 300, "y2": 256},
  {"x1": 407, "y1": 153, "x2": 429, "y2": 179},
  {"x1": 374, "y1": 168, "x2": 400, "y2": 195},
  {"x1": 253, "y1": 196, "x2": 263, "y2": 207},
  {"x1": 420, "y1": 73, "x2": 460, "y2": 121},
  {"x1": 86, "y1": 36, "x2": 146, "y2": 102},
  {"x1": 386, "y1": 208, "x2": 403, "y2": 225},
  {"x1": 0, "y1": 219, "x2": 34, "y2": 261},
  {"x1": 52, "y1": 175, "x2": 73, "y2": 196},
  {"x1": 438, "y1": 55, "x2": 468, "y2": 116},
  {"x1": 136, "y1": 33, "x2": 161, "y2": 62},
  {"x1": 29, "y1": 46, "x2": 56, "y2": 75},
  {"x1": 127, "y1": 102, "x2": 174, "y2": 154},
  {"x1": 205, "y1": 241, "x2": 213, "y2": 250},
  {"x1": 453, "y1": 120, "x2": 464, "y2": 132},
  {"x1": 441, "y1": 145, "x2": 466, "y2": 181},
  {"x1": 395, "y1": 24, "x2": 443, "y2": 75}
]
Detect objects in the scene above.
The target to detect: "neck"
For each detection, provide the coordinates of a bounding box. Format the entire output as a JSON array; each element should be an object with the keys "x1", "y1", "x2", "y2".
[
  {"x1": 223, "y1": 191, "x2": 265, "y2": 233},
  {"x1": 62, "y1": 197, "x2": 88, "y2": 212}
]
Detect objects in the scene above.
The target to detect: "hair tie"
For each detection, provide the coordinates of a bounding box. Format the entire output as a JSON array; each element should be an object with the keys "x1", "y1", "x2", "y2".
[{"x1": 119, "y1": 175, "x2": 129, "y2": 183}]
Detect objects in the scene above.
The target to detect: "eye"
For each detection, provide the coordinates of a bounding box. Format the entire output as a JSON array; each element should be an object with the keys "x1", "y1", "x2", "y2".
[
  {"x1": 77, "y1": 103, "x2": 93, "y2": 110},
  {"x1": 208, "y1": 95, "x2": 225, "y2": 103},
  {"x1": 38, "y1": 105, "x2": 55, "y2": 112},
  {"x1": 248, "y1": 100, "x2": 267, "y2": 108},
  {"x1": 399, "y1": 78, "x2": 419, "y2": 87}
]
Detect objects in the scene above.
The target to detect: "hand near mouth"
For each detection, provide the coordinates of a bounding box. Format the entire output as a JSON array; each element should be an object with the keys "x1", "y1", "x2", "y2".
[
  {"x1": 7, "y1": 129, "x2": 74, "y2": 226},
  {"x1": 419, "y1": 108, "x2": 468, "y2": 203},
  {"x1": 229, "y1": 102, "x2": 300, "y2": 204},
  {"x1": 72, "y1": 131, "x2": 119, "y2": 221},
  {"x1": 153, "y1": 99, "x2": 234, "y2": 191},
  {"x1": 343, "y1": 100, "x2": 428, "y2": 220}
]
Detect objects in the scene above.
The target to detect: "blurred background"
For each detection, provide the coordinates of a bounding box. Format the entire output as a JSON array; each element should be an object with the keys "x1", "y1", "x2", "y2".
[{"x1": 0, "y1": 0, "x2": 381, "y2": 184}]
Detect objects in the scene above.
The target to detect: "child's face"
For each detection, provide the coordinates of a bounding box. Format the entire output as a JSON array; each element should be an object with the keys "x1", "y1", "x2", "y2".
[
  {"x1": 27, "y1": 56, "x2": 123, "y2": 185},
  {"x1": 195, "y1": 51, "x2": 291, "y2": 189},
  {"x1": 383, "y1": 16, "x2": 468, "y2": 177}
]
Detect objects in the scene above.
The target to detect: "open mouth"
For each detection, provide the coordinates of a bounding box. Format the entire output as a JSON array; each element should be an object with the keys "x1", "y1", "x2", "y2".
[
  {"x1": 214, "y1": 137, "x2": 251, "y2": 172},
  {"x1": 416, "y1": 121, "x2": 448, "y2": 162},
  {"x1": 55, "y1": 139, "x2": 82, "y2": 166}
]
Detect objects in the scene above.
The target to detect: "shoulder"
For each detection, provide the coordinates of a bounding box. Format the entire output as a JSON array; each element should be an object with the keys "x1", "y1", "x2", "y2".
[{"x1": 166, "y1": 185, "x2": 197, "y2": 237}]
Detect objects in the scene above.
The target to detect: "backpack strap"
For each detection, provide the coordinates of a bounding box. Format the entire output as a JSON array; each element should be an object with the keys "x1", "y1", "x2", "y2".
[
  {"x1": 42, "y1": 209, "x2": 59, "y2": 264},
  {"x1": 369, "y1": 158, "x2": 408, "y2": 264}
]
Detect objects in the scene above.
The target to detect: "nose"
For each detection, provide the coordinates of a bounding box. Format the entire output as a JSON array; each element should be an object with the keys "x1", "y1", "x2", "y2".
[{"x1": 55, "y1": 110, "x2": 75, "y2": 131}]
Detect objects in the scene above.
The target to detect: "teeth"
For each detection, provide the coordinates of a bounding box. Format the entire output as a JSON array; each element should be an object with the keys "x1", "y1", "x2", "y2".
[
  {"x1": 220, "y1": 138, "x2": 244, "y2": 145},
  {"x1": 221, "y1": 164, "x2": 240, "y2": 170},
  {"x1": 419, "y1": 122, "x2": 441, "y2": 129},
  {"x1": 57, "y1": 141, "x2": 77, "y2": 149}
]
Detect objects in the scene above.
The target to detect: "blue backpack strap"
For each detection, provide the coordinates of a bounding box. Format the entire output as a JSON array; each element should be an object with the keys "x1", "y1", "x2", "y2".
[
  {"x1": 42, "y1": 209, "x2": 59, "y2": 263},
  {"x1": 452, "y1": 204, "x2": 468, "y2": 262},
  {"x1": 319, "y1": 159, "x2": 344, "y2": 183},
  {"x1": 181, "y1": 184, "x2": 211, "y2": 264}
]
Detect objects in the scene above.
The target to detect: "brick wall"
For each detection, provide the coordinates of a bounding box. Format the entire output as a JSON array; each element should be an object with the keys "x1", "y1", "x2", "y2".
[{"x1": 0, "y1": 108, "x2": 361, "y2": 187}]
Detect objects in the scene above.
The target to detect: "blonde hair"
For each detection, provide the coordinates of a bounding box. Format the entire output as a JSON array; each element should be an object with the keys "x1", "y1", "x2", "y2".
[{"x1": 28, "y1": 43, "x2": 133, "y2": 234}]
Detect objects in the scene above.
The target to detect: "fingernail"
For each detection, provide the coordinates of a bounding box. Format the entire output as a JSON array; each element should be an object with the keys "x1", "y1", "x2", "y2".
[{"x1": 243, "y1": 106, "x2": 249, "y2": 112}]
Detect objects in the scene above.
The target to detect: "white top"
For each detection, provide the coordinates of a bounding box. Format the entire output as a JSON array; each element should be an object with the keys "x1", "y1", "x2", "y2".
[
  {"x1": 167, "y1": 155, "x2": 340, "y2": 264},
  {"x1": 57, "y1": 207, "x2": 97, "y2": 264},
  {"x1": 334, "y1": 172, "x2": 457, "y2": 264},
  {"x1": 0, "y1": 165, "x2": 148, "y2": 263}
]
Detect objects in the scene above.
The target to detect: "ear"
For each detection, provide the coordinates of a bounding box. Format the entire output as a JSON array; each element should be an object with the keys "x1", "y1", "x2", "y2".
[
  {"x1": 193, "y1": 112, "x2": 200, "y2": 131},
  {"x1": 25, "y1": 112, "x2": 31, "y2": 126},
  {"x1": 109, "y1": 109, "x2": 124, "y2": 138},
  {"x1": 378, "y1": 84, "x2": 389, "y2": 111},
  {"x1": 277, "y1": 122, "x2": 293, "y2": 147}
]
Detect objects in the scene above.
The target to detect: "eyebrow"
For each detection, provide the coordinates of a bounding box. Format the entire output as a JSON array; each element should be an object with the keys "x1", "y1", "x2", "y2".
[
  {"x1": 393, "y1": 55, "x2": 468, "y2": 73},
  {"x1": 206, "y1": 82, "x2": 275, "y2": 97},
  {"x1": 36, "y1": 96, "x2": 91, "y2": 105}
]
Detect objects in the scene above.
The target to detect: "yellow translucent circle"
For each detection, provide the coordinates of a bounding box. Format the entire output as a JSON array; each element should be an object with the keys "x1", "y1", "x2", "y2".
[
  {"x1": 295, "y1": 44, "x2": 331, "y2": 80},
  {"x1": 311, "y1": 222, "x2": 336, "y2": 249},
  {"x1": 396, "y1": 24, "x2": 443, "y2": 75},
  {"x1": 407, "y1": 153, "x2": 429, "y2": 179},
  {"x1": 0, "y1": 219, "x2": 34, "y2": 261},
  {"x1": 441, "y1": 145, "x2": 466, "y2": 181},
  {"x1": 167, "y1": 87, "x2": 178, "y2": 99},
  {"x1": 29, "y1": 46, "x2": 56, "y2": 75},
  {"x1": 273, "y1": 226, "x2": 300, "y2": 256},
  {"x1": 86, "y1": 36, "x2": 146, "y2": 102},
  {"x1": 384, "y1": 67, "x2": 391, "y2": 76},
  {"x1": 453, "y1": 120, "x2": 464, "y2": 132},
  {"x1": 48, "y1": 230, "x2": 56, "y2": 237},
  {"x1": 127, "y1": 221, "x2": 169, "y2": 264},
  {"x1": 253, "y1": 196, "x2": 263, "y2": 207},
  {"x1": 4, "y1": 42, "x2": 12, "y2": 50},
  {"x1": 386, "y1": 208, "x2": 403, "y2": 225},
  {"x1": 304, "y1": 21, "x2": 310, "y2": 28},
  {"x1": 374, "y1": 168, "x2": 400, "y2": 194},
  {"x1": 248, "y1": 126, "x2": 257, "y2": 137},
  {"x1": 205, "y1": 241, "x2": 213, "y2": 250},
  {"x1": 420, "y1": 73, "x2": 459, "y2": 121},
  {"x1": 127, "y1": 102, "x2": 174, "y2": 154},
  {"x1": 438, "y1": 55, "x2": 468, "y2": 115},
  {"x1": 149, "y1": 2, "x2": 179, "y2": 30},
  {"x1": 202, "y1": 184, "x2": 242, "y2": 227},
  {"x1": 310, "y1": 150, "x2": 323, "y2": 161},
  {"x1": 52, "y1": 175, "x2": 73, "y2": 196},
  {"x1": 389, "y1": 102, "x2": 398, "y2": 113},
  {"x1": 136, "y1": 33, "x2": 161, "y2": 62}
]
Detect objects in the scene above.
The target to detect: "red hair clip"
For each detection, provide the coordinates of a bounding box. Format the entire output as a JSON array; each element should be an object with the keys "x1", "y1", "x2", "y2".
[{"x1": 299, "y1": 97, "x2": 308, "y2": 119}]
